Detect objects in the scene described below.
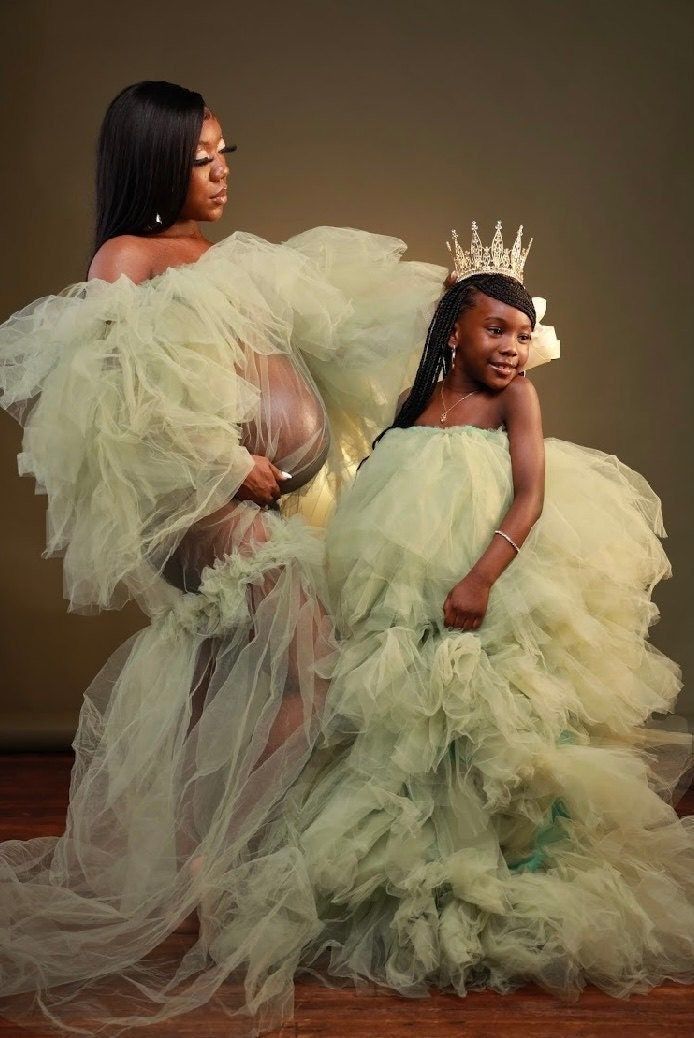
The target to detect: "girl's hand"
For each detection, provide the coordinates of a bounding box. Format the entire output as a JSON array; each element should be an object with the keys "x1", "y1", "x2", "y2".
[
  {"x1": 443, "y1": 572, "x2": 490, "y2": 630},
  {"x1": 236, "y1": 455, "x2": 286, "y2": 506}
]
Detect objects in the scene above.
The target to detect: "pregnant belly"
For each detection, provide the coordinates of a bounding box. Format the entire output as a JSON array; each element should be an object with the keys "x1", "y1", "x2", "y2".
[
  {"x1": 163, "y1": 354, "x2": 330, "y2": 593},
  {"x1": 240, "y1": 354, "x2": 330, "y2": 494}
]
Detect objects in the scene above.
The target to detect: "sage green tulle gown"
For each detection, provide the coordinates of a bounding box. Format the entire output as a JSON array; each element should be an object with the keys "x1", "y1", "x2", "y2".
[
  {"x1": 286, "y1": 421, "x2": 694, "y2": 1003},
  {"x1": 0, "y1": 225, "x2": 692, "y2": 1037}
]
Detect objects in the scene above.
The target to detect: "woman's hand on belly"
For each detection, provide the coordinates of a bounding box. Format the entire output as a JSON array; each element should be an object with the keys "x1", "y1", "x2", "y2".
[{"x1": 235, "y1": 455, "x2": 287, "y2": 506}]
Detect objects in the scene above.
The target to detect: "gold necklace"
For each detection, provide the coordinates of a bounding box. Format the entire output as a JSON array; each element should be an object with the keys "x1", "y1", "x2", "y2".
[{"x1": 439, "y1": 383, "x2": 478, "y2": 425}]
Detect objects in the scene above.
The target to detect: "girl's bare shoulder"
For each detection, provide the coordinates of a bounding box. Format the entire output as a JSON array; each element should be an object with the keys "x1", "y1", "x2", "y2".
[
  {"x1": 501, "y1": 374, "x2": 543, "y2": 430},
  {"x1": 504, "y1": 373, "x2": 539, "y2": 405}
]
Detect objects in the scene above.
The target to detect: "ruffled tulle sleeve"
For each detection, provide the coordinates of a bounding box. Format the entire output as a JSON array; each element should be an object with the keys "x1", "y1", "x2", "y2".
[
  {"x1": 0, "y1": 233, "x2": 349, "y2": 615},
  {"x1": 284, "y1": 226, "x2": 447, "y2": 477},
  {"x1": 0, "y1": 273, "x2": 260, "y2": 614},
  {"x1": 0, "y1": 227, "x2": 442, "y2": 611}
]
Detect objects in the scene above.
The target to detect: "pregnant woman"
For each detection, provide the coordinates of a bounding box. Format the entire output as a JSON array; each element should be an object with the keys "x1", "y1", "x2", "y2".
[{"x1": 0, "y1": 81, "x2": 445, "y2": 1035}]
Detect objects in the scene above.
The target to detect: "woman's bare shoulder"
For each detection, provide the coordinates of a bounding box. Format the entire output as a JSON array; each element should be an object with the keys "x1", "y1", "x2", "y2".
[{"x1": 87, "y1": 235, "x2": 154, "y2": 284}]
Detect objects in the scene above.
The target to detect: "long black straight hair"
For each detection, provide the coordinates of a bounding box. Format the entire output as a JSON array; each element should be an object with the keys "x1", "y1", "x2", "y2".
[
  {"x1": 361, "y1": 273, "x2": 537, "y2": 465},
  {"x1": 89, "y1": 80, "x2": 208, "y2": 269}
]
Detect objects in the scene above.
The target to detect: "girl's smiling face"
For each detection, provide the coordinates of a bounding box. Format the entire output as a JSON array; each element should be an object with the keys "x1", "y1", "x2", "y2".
[{"x1": 451, "y1": 289, "x2": 532, "y2": 388}]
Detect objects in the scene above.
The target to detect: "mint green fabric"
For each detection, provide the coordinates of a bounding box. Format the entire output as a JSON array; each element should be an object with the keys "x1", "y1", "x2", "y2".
[
  {"x1": 0, "y1": 228, "x2": 692, "y2": 1033},
  {"x1": 0, "y1": 226, "x2": 445, "y2": 1035},
  {"x1": 262, "y1": 422, "x2": 694, "y2": 1002}
]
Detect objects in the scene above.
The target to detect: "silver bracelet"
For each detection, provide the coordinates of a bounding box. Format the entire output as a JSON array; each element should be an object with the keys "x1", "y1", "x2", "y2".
[{"x1": 494, "y1": 528, "x2": 520, "y2": 554}]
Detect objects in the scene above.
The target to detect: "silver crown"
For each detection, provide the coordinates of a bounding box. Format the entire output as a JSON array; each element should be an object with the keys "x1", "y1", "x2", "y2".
[{"x1": 446, "y1": 220, "x2": 532, "y2": 285}]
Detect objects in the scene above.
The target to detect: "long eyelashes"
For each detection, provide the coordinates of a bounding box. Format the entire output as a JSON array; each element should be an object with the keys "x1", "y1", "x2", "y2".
[
  {"x1": 192, "y1": 144, "x2": 237, "y2": 168},
  {"x1": 489, "y1": 327, "x2": 530, "y2": 343}
]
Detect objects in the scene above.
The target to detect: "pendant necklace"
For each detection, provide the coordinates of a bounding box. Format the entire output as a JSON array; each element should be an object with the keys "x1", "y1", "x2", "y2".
[{"x1": 439, "y1": 383, "x2": 478, "y2": 425}]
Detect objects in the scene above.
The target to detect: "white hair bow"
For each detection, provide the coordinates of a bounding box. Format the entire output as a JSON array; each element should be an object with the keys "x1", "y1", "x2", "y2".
[{"x1": 525, "y1": 297, "x2": 560, "y2": 371}]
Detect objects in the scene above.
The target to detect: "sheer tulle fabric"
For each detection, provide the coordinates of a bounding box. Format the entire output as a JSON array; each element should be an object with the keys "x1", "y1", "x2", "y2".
[
  {"x1": 3, "y1": 225, "x2": 692, "y2": 1035},
  {"x1": 308, "y1": 424, "x2": 694, "y2": 999},
  {"x1": 2, "y1": 509, "x2": 335, "y2": 1035},
  {"x1": 0, "y1": 228, "x2": 445, "y2": 1035}
]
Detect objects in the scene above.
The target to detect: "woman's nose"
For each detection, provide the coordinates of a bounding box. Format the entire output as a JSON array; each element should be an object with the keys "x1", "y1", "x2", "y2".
[{"x1": 210, "y1": 160, "x2": 228, "y2": 182}]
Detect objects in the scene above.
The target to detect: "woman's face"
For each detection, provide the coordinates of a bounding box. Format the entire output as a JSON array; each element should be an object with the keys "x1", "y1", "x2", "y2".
[
  {"x1": 452, "y1": 289, "x2": 532, "y2": 388},
  {"x1": 178, "y1": 113, "x2": 230, "y2": 223}
]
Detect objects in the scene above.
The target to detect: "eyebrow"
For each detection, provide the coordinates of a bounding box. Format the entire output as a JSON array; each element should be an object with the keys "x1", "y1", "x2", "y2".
[
  {"x1": 486, "y1": 313, "x2": 531, "y2": 329},
  {"x1": 197, "y1": 135, "x2": 224, "y2": 149}
]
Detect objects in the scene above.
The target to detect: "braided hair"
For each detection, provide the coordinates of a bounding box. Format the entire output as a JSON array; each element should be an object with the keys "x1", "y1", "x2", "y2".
[{"x1": 360, "y1": 273, "x2": 536, "y2": 466}]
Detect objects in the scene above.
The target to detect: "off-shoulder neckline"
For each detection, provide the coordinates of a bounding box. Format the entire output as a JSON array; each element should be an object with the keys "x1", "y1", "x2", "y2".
[
  {"x1": 82, "y1": 228, "x2": 296, "y2": 295},
  {"x1": 84, "y1": 234, "x2": 229, "y2": 293}
]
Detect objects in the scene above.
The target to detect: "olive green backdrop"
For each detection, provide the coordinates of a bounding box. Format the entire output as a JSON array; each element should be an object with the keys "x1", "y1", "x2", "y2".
[{"x1": 1, "y1": 0, "x2": 692, "y2": 747}]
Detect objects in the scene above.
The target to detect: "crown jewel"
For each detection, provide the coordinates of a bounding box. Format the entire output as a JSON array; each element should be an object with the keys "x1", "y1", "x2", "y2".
[{"x1": 446, "y1": 220, "x2": 533, "y2": 285}]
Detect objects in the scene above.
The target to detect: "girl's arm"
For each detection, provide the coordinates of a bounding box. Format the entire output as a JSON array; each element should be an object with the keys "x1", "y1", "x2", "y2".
[
  {"x1": 444, "y1": 377, "x2": 544, "y2": 629},
  {"x1": 469, "y1": 376, "x2": 545, "y2": 588}
]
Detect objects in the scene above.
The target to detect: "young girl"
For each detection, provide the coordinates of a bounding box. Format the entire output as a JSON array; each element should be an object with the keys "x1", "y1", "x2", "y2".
[{"x1": 259, "y1": 222, "x2": 694, "y2": 1003}]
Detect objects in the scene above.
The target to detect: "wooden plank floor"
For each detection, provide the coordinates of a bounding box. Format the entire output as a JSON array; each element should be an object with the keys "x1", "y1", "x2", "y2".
[{"x1": 1, "y1": 753, "x2": 693, "y2": 1037}]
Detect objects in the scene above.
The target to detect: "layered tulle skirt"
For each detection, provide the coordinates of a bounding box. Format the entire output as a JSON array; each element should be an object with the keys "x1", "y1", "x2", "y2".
[
  {"x1": 0, "y1": 225, "x2": 448, "y2": 1036},
  {"x1": 2, "y1": 425, "x2": 693, "y2": 1034},
  {"x1": 268, "y1": 423, "x2": 694, "y2": 1001},
  {"x1": 1, "y1": 222, "x2": 692, "y2": 1034}
]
